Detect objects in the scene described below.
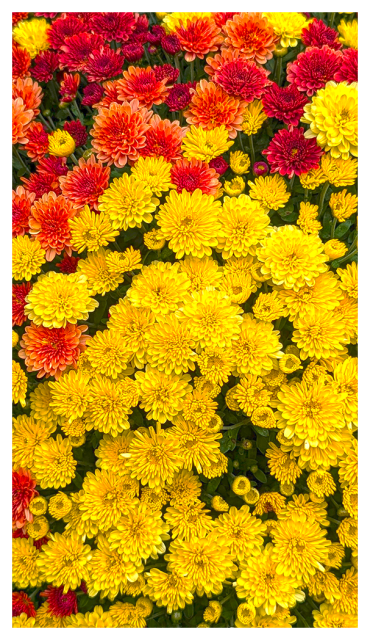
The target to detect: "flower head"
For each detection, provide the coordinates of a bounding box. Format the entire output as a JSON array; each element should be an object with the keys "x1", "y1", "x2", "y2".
[
  {"x1": 117, "y1": 66, "x2": 169, "y2": 108},
  {"x1": 217, "y1": 194, "x2": 270, "y2": 259},
  {"x1": 224, "y1": 13, "x2": 278, "y2": 64},
  {"x1": 13, "y1": 18, "x2": 50, "y2": 58},
  {"x1": 140, "y1": 114, "x2": 186, "y2": 163},
  {"x1": 135, "y1": 366, "x2": 191, "y2": 424},
  {"x1": 185, "y1": 79, "x2": 246, "y2": 139},
  {"x1": 36, "y1": 532, "x2": 91, "y2": 593},
  {"x1": 174, "y1": 16, "x2": 223, "y2": 62},
  {"x1": 48, "y1": 129, "x2": 76, "y2": 157},
  {"x1": 287, "y1": 46, "x2": 342, "y2": 96},
  {"x1": 12, "y1": 468, "x2": 38, "y2": 529},
  {"x1": 264, "y1": 12, "x2": 310, "y2": 48},
  {"x1": 98, "y1": 173, "x2": 157, "y2": 231},
  {"x1": 263, "y1": 127, "x2": 323, "y2": 178},
  {"x1": 33, "y1": 435, "x2": 76, "y2": 489},
  {"x1": 262, "y1": 82, "x2": 308, "y2": 127},
  {"x1": 182, "y1": 124, "x2": 234, "y2": 163},
  {"x1": 338, "y1": 19, "x2": 358, "y2": 49},
  {"x1": 206, "y1": 49, "x2": 271, "y2": 103},
  {"x1": 12, "y1": 235, "x2": 45, "y2": 282},
  {"x1": 301, "y1": 18, "x2": 342, "y2": 50},
  {"x1": 329, "y1": 189, "x2": 357, "y2": 222},
  {"x1": 13, "y1": 537, "x2": 43, "y2": 589},
  {"x1": 127, "y1": 261, "x2": 190, "y2": 316}
]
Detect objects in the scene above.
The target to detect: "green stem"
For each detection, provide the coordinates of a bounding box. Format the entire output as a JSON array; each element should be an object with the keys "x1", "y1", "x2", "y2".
[
  {"x1": 307, "y1": 596, "x2": 319, "y2": 611},
  {"x1": 334, "y1": 247, "x2": 358, "y2": 265},
  {"x1": 15, "y1": 148, "x2": 29, "y2": 173},
  {"x1": 248, "y1": 135, "x2": 255, "y2": 167},
  {"x1": 222, "y1": 419, "x2": 250, "y2": 431},
  {"x1": 295, "y1": 610, "x2": 310, "y2": 628},
  {"x1": 144, "y1": 44, "x2": 151, "y2": 67},
  {"x1": 327, "y1": 516, "x2": 341, "y2": 525},
  {"x1": 317, "y1": 181, "x2": 330, "y2": 219},
  {"x1": 238, "y1": 130, "x2": 245, "y2": 153},
  {"x1": 142, "y1": 250, "x2": 153, "y2": 265},
  {"x1": 48, "y1": 79, "x2": 59, "y2": 104},
  {"x1": 29, "y1": 587, "x2": 41, "y2": 601},
  {"x1": 73, "y1": 99, "x2": 83, "y2": 121},
  {"x1": 38, "y1": 113, "x2": 52, "y2": 131},
  {"x1": 330, "y1": 217, "x2": 337, "y2": 238},
  {"x1": 190, "y1": 60, "x2": 194, "y2": 83},
  {"x1": 47, "y1": 116, "x2": 56, "y2": 130},
  {"x1": 304, "y1": 189, "x2": 308, "y2": 201},
  {"x1": 275, "y1": 56, "x2": 283, "y2": 86},
  {"x1": 174, "y1": 54, "x2": 181, "y2": 82},
  {"x1": 220, "y1": 594, "x2": 232, "y2": 606},
  {"x1": 289, "y1": 175, "x2": 295, "y2": 193},
  {"x1": 330, "y1": 496, "x2": 340, "y2": 509},
  {"x1": 329, "y1": 12, "x2": 336, "y2": 27},
  {"x1": 70, "y1": 153, "x2": 79, "y2": 166}
]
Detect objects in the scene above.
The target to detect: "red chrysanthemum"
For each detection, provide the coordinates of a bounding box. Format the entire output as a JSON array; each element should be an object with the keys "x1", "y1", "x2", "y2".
[
  {"x1": 223, "y1": 12, "x2": 278, "y2": 64},
  {"x1": 174, "y1": 16, "x2": 223, "y2": 62},
  {"x1": 22, "y1": 157, "x2": 68, "y2": 199},
  {"x1": 171, "y1": 158, "x2": 221, "y2": 196},
  {"x1": 12, "y1": 529, "x2": 29, "y2": 540},
  {"x1": 262, "y1": 82, "x2": 308, "y2": 128},
  {"x1": 140, "y1": 114, "x2": 187, "y2": 163},
  {"x1": 12, "y1": 282, "x2": 32, "y2": 326},
  {"x1": 81, "y1": 82, "x2": 104, "y2": 106},
  {"x1": 63, "y1": 120, "x2": 88, "y2": 147},
  {"x1": 84, "y1": 45, "x2": 124, "y2": 83},
  {"x1": 121, "y1": 42, "x2": 144, "y2": 62},
  {"x1": 12, "y1": 42, "x2": 31, "y2": 81},
  {"x1": 165, "y1": 83, "x2": 193, "y2": 112},
  {"x1": 59, "y1": 154, "x2": 111, "y2": 209},
  {"x1": 47, "y1": 15, "x2": 86, "y2": 50},
  {"x1": 184, "y1": 79, "x2": 246, "y2": 139},
  {"x1": 12, "y1": 591, "x2": 36, "y2": 619},
  {"x1": 209, "y1": 156, "x2": 229, "y2": 175},
  {"x1": 154, "y1": 64, "x2": 179, "y2": 84},
  {"x1": 116, "y1": 66, "x2": 170, "y2": 109},
  {"x1": 41, "y1": 586, "x2": 78, "y2": 618},
  {"x1": 148, "y1": 25, "x2": 166, "y2": 45},
  {"x1": 59, "y1": 72, "x2": 80, "y2": 103},
  {"x1": 213, "y1": 13, "x2": 239, "y2": 29},
  {"x1": 28, "y1": 191, "x2": 77, "y2": 260},
  {"x1": 12, "y1": 186, "x2": 35, "y2": 238},
  {"x1": 35, "y1": 13, "x2": 58, "y2": 18},
  {"x1": 57, "y1": 252, "x2": 80, "y2": 274},
  {"x1": 12, "y1": 468, "x2": 38, "y2": 529},
  {"x1": 205, "y1": 49, "x2": 271, "y2": 102},
  {"x1": 24, "y1": 121, "x2": 49, "y2": 162},
  {"x1": 90, "y1": 12, "x2": 135, "y2": 42},
  {"x1": 334, "y1": 48, "x2": 358, "y2": 83},
  {"x1": 161, "y1": 34, "x2": 181, "y2": 56},
  {"x1": 301, "y1": 18, "x2": 342, "y2": 51},
  {"x1": 31, "y1": 50, "x2": 60, "y2": 82},
  {"x1": 91, "y1": 99, "x2": 151, "y2": 167},
  {"x1": 19, "y1": 322, "x2": 89, "y2": 379},
  {"x1": 262, "y1": 127, "x2": 323, "y2": 179},
  {"x1": 287, "y1": 45, "x2": 342, "y2": 96},
  {"x1": 131, "y1": 12, "x2": 149, "y2": 44},
  {"x1": 34, "y1": 536, "x2": 50, "y2": 550},
  {"x1": 12, "y1": 12, "x2": 29, "y2": 25},
  {"x1": 58, "y1": 33, "x2": 104, "y2": 72}
]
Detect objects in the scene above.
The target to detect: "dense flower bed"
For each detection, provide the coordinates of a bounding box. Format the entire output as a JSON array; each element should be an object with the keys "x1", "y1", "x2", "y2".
[{"x1": 12, "y1": 11, "x2": 358, "y2": 628}]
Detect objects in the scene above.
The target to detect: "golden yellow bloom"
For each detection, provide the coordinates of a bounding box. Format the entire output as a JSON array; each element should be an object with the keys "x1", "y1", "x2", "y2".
[
  {"x1": 325, "y1": 542, "x2": 345, "y2": 570},
  {"x1": 162, "y1": 12, "x2": 212, "y2": 31},
  {"x1": 307, "y1": 470, "x2": 336, "y2": 498},
  {"x1": 219, "y1": 269, "x2": 254, "y2": 304},
  {"x1": 67, "y1": 605, "x2": 115, "y2": 628},
  {"x1": 144, "y1": 569, "x2": 194, "y2": 614},
  {"x1": 131, "y1": 155, "x2": 174, "y2": 195},
  {"x1": 48, "y1": 492, "x2": 72, "y2": 519},
  {"x1": 27, "y1": 515, "x2": 49, "y2": 540},
  {"x1": 211, "y1": 496, "x2": 229, "y2": 512},
  {"x1": 99, "y1": 173, "x2": 158, "y2": 231},
  {"x1": 236, "y1": 543, "x2": 304, "y2": 615},
  {"x1": 292, "y1": 308, "x2": 349, "y2": 360},
  {"x1": 307, "y1": 569, "x2": 341, "y2": 603},
  {"x1": 312, "y1": 602, "x2": 357, "y2": 628},
  {"x1": 29, "y1": 495, "x2": 48, "y2": 516},
  {"x1": 12, "y1": 414, "x2": 54, "y2": 470},
  {"x1": 235, "y1": 602, "x2": 256, "y2": 626},
  {"x1": 196, "y1": 346, "x2": 234, "y2": 385},
  {"x1": 343, "y1": 485, "x2": 358, "y2": 519},
  {"x1": 278, "y1": 270, "x2": 343, "y2": 323},
  {"x1": 264, "y1": 12, "x2": 310, "y2": 47},
  {"x1": 248, "y1": 175, "x2": 290, "y2": 212},
  {"x1": 179, "y1": 255, "x2": 222, "y2": 292},
  {"x1": 321, "y1": 154, "x2": 358, "y2": 187},
  {"x1": 223, "y1": 175, "x2": 245, "y2": 196},
  {"x1": 124, "y1": 425, "x2": 182, "y2": 489},
  {"x1": 253, "y1": 290, "x2": 287, "y2": 322},
  {"x1": 182, "y1": 389, "x2": 217, "y2": 428},
  {"x1": 337, "y1": 262, "x2": 357, "y2": 299},
  {"x1": 86, "y1": 375, "x2": 136, "y2": 436},
  {"x1": 299, "y1": 166, "x2": 326, "y2": 190},
  {"x1": 13, "y1": 537, "x2": 42, "y2": 588},
  {"x1": 127, "y1": 260, "x2": 190, "y2": 316},
  {"x1": 194, "y1": 375, "x2": 221, "y2": 398},
  {"x1": 165, "y1": 500, "x2": 214, "y2": 541},
  {"x1": 136, "y1": 597, "x2": 153, "y2": 619},
  {"x1": 243, "y1": 488, "x2": 260, "y2": 505},
  {"x1": 217, "y1": 194, "x2": 270, "y2": 259},
  {"x1": 279, "y1": 494, "x2": 329, "y2": 527},
  {"x1": 241, "y1": 100, "x2": 267, "y2": 135},
  {"x1": 69, "y1": 205, "x2": 117, "y2": 253},
  {"x1": 33, "y1": 434, "x2": 77, "y2": 489},
  {"x1": 13, "y1": 17, "x2": 50, "y2": 58},
  {"x1": 86, "y1": 329, "x2": 132, "y2": 378},
  {"x1": 77, "y1": 247, "x2": 124, "y2": 295},
  {"x1": 107, "y1": 602, "x2": 145, "y2": 628},
  {"x1": 203, "y1": 601, "x2": 222, "y2": 623},
  {"x1": 338, "y1": 19, "x2": 358, "y2": 48},
  {"x1": 232, "y1": 313, "x2": 283, "y2": 377},
  {"x1": 143, "y1": 229, "x2": 166, "y2": 250},
  {"x1": 324, "y1": 238, "x2": 348, "y2": 260},
  {"x1": 329, "y1": 189, "x2": 357, "y2": 222},
  {"x1": 62, "y1": 490, "x2": 99, "y2": 540},
  {"x1": 202, "y1": 451, "x2": 228, "y2": 479},
  {"x1": 332, "y1": 357, "x2": 357, "y2": 428},
  {"x1": 107, "y1": 299, "x2": 154, "y2": 368},
  {"x1": 167, "y1": 415, "x2": 221, "y2": 474},
  {"x1": 257, "y1": 225, "x2": 328, "y2": 290},
  {"x1": 106, "y1": 246, "x2": 142, "y2": 276},
  {"x1": 48, "y1": 129, "x2": 75, "y2": 157},
  {"x1": 49, "y1": 370, "x2": 90, "y2": 422},
  {"x1": 333, "y1": 567, "x2": 358, "y2": 615},
  {"x1": 167, "y1": 469, "x2": 202, "y2": 506},
  {"x1": 279, "y1": 354, "x2": 302, "y2": 375},
  {"x1": 12, "y1": 360, "x2": 27, "y2": 407},
  {"x1": 252, "y1": 405, "x2": 277, "y2": 429},
  {"x1": 234, "y1": 374, "x2": 271, "y2": 415},
  {"x1": 254, "y1": 492, "x2": 286, "y2": 516},
  {"x1": 302, "y1": 81, "x2": 358, "y2": 159},
  {"x1": 337, "y1": 517, "x2": 357, "y2": 550},
  {"x1": 145, "y1": 314, "x2": 196, "y2": 375},
  {"x1": 271, "y1": 513, "x2": 331, "y2": 581},
  {"x1": 86, "y1": 534, "x2": 141, "y2": 600},
  {"x1": 35, "y1": 602, "x2": 69, "y2": 628},
  {"x1": 157, "y1": 188, "x2": 222, "y2": 259},
  {"x1": 297, "y1": 201, "x2": 322, "y2": 234},
  {"x1": 182, "y1": 124, "x2": 234, "y2": 163},
  {"x1": 12, "y1": 329, "x2": 19, "y2": 348},
  {"x1": 214, "y1": 505, "x2": 266, "y2": 561},
  {"x1": 13, "y1": 613, "x2": 36, "y2": 628},
  {"x1": 166, "y1": 534, "x2": 237, "y2": 597},
  {"x1": 232, "y1": 475, "x2": 251, "y2": 496},
  {"x1": 95, "y1": 432, "x2": 133, "y2": 476},
  {"x1": 12, "y1": 235, "x2": 45, "y2": 281},
  {"x1": 230, "y1": 150, "x2": 251, "y2": 175},
  {"x1": 135, "y1": 366, "x2": 191, "y2": 423},
  {"x1": 37, "y1": 532, "x2": 92, "y2": 593},
  {"x1": 266, "y1": 443, "x2": 302, "y2": 483}
]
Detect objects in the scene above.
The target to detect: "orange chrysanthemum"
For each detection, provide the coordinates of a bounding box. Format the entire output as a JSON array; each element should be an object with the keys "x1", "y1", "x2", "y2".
[
  {"x1": 223, "y1": 12, "x2": 278, "y2": 64},
  {"x1": 116, "y1": 66, "x2": 170, "y2": 109},
  {"x1": 171, "y1": 158, "x2": 221, "y2": 196},
  {"x1": 23, "y1": 121, "x2": 49, "y2": 162},
  {"x1": 12, "y1": 186, "x2": 35, "y2": 238},
  {"x1": 29, "y1": 192, "x2": 77, "y2": 261},
  {"x1": 140, "y1": 114, "x2": 187, "y2": 163},
  {"x1": 12, "y1": 97, "x2": 33, "y2": 145},
  {"x1": 184, "y1": 79, "x2": 246, "y2": 139},
  {"x1": 91, "y1": 99, "x2": 151, "y2": 167},
  {"x1": 174, "y1": 16, "x2": 224, "y2": 62},
  {"x1": 12, "y1": 43, "x2": 31, "y2": 81},
  {"x1": 12, "y1": 77, "x2": 43, "y2": 116},
  {"x1": 19, "y1": 323, "x2": 89, "y2": 379},
  {"x1": 59, "y1": 156, "x2": 111, "y2": 212},
  {"x1": 93, "y1": 80, "x2": 121, "y2": 109}
]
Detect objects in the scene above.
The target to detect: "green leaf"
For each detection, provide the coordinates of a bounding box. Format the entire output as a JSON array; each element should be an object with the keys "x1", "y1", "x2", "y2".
[
  {"x1": 252, "y1": 426, "x2": 270, "y2": 437},
  {"x1": 335, "y1": 220, "x2": 352, "y2": 239},
  {"x1": 206, "y1": 477, "x2": 221, "y2": 494},
  {"x1": 92, "y1": 297, "x2": 107, "y2": 325},
  {"x1": 252, "y1": 469, "x2": 267, "y2": 483},
  {"x1": 72, "y1": 472, "x2": 84, "y2": 489},
  {"x1": 256, "y1": 433, "x2": 270, "y2": 454}
]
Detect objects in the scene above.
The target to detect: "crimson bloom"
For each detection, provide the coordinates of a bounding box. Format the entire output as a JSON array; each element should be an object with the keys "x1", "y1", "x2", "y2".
[
  {"x1": 206, "y1": 50, "x2": 271, "y2": 102},
  {"x1": 334, "y1": 48, "x2": 358, "y2": 83},
  {"x1": 24, "y1": 121, "x2": 49, "y2": 162},
  {"x1": 28, "y1": 192, "x2": 77, "y2": 260},
  {"x1": 12, "y1": 186, "x2": 35, "y2": 238},
  {"x1": 82, "y1": 82, "x2": 104, "y2": 106},
  {"x1": 165, "y1": 83, "x2": 193, "y2": 112},
  {"x1": 121, "y1": 42, "x2": 144, "y2": 62},
  {"x1": 90, "y1": 12, "x2": 135, "y2": 42},
  {"x1": 171, "y1": 158, "x2": 221, "y2": 196},
  {"x1": 59, "y1": 72, "x2": 80, "y2": 103},
  {"x1": 148, "y1": 25, "x2": 166, "y2": 45},
  {"x1": 57, "y1": 252, "x2": 80, "y2": 274},
  {"x1": 63, "y1": 120, "x2": 88, "y2": 147},
  {"x1": 12, "y1": 43, "x2": 31, "y2": 80},
  {"x1": 41, "y1": 586, "x2": 78, "y2": 618},
  {"x1": 287, "y1": 45, "x2": 342, "y2": 96},
  {"x1": 31, "y1": 50, "x2": 60, "y2": 82},
  {"x1": 131, "y1": 12, "x2": 149, "y2": 44},
  {"x1": 12, "y1": 282, "x2": 32, "y2": 326},
  {"x1": 34, "y1": 536, "x2": 50, "y2": 549},
  {"x1": 161, "y1": 34, "x2": 181, "y2": 56},
  {"x1": 262, "y1": 83, "x2": 308, "y2": 128},
  {"x1": 154, "y1": 64, "x2": 179, "y2": 84},
  {"x1": 59, "y1": 33, "x2": 104, "y2": 72},
  {"x1": 22, "y1": 157, "x2": 68, "y2": 199},
  {"x1": 59, "y1": 155, "x2": 110, "y2": 210},
  {"x1": 12, "y1": 12, "x2": 28, "y2": 25},
  {"x1": 262, "y1": 127, "x2": 323, "y2": 179},
  {"x1": 13, "y1": 592, "x2": 36, "y2": 618},
  {"x1": 209, "y1": 156, "x2": 228, "y2": 175},
  {"x1": 84, "y1": 45, "x2": 124, "y2": 82},
  {"x1": 301, "y1": 17, "x2": 342, "y2": 50},
  {"x1": 47, "y1": 15, "x2": 86, "y2": 49},
  {"x1": 12, "y1": 468, "x2": 38, "y2": 529}
]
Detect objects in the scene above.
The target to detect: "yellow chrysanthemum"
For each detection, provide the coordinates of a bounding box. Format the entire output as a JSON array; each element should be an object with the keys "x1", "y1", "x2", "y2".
[
  {"x1": 299, "y1": 166, "x2": 326, "y2": 190},
  {"x1": 312, "y1": 602, "x2": 357, "y2": 628},
  {"x1": 182, "y1": 124, "x2": 234, "y2": 163},
  {"x1": 26, "y1": 515, "x2": 49, "y2": 539},
  {"x1": 49, "y1": 370, "x2": 90, "y2": 422},
  {"x1": 324, "y1": 238, "x2": 348, "y2": 260},
  {"x1": 48, "y1": 492, "x2": 72, "y2": 519},
  {"x1": 306, "y1": 569, "x2": 340, "y2": 603},
  {"x1": 86, "y1": 375, "x2": 137, "y2": 435},
  {"x1": 251, "y1": 405, "x2": 277, "y2": 429},
  {"x1": 329, "y1": 189, "x2": 357, "y2": 222},
  {"x1": 165, "y1": 534, "x2": 237, "y2": 597},
  {"x1": 95, "y1": 431, "x2": 134, "y2": 476},
  {"x1": 232, "y1": 475, "x2": 251, "y2": 496},
  {"x1": 203, "y1": 600, "x2": 222, "y2": 623},
  {"x1": 219, "y1": 269, "x2": 254, "y2": 304},
  {"x1": 135, "y1": 366, "x2": 191, "y2": 423},
  {"x1": 337, "y1": 19, "x2": 358, "y2": 48},
  {"x1": 264, "y1": 12, "x2": 310, "y2": 47},
  {"x1": 85, "y1": 329, "x2": 132, "y2": 378},
  {"x1": 231, "y1": 313, "x2": 283, "y2": 377},
  {"x1": 266, "y1": 443, "x2": 302, "y2": 483},
  {"x1": 337, "y1": 262, "x2": 357, "y2": 299},
  {"x1": 69, "y1": 205, "x2": 118, "y2": 253},
  {"x1": 146, "y1": 313, "x2": 196, "y2": 375},
  {"x1": 25, "y1": 271, "x2": 98, "y2": 328},
  {"x1": 278, "y1": 270, "x2": 342, "y2": 323},
  {"x1": 127, "y1": 260, "x2": 190, "y2": 316},
  {"x1": 12, "y1": 360, "x2": 27, "y2": 407},
  {"x1": 271, "y1": 513, "x2": 331, "y2": 581},
  {"x1": 279, "y1": 493, "x2": 329, "y2": 527},
  {"x1": 77, "y1": 247, "x2": 124, "y2": 295},
  {"x1": 214, "y1": 505, "x2": 266, "y2": 562},
  {"x1": 67, "y1": 605, "x2": 115, "y2": 628},
  {"x1": 321, "y1": 154, "x2": 358, "y2": 187},
  {"x1": 156, "y1": 188, "x2": 222, "y2": 259},
  {"x1": 12, "y1": 329, "x2": 19, "y2": 347},
  {"x1": 86, "y1": 534, "x2": 141, "y2": 600},
  {"x1": 332, "y1": 357, "x2": 358, "y2": 428},
  {"x1": 343, "y1": 485, "x2": 358, "y2": 519},
  {"x1": 257, "y1": 225, "x2": 328, "y2": 291},
  {"x1": 107, "y1": 299, "x2": 154, "y2": 368},
  {"x1": 12, "y1": 414, "x2": 54, "y2": 470},
  {"x1": 333, "y1": 567, "x2": 358, "y2": 615},
  {"x1": 35, "y1": 602, "x2": 69, "y2": 628},
  {"x1": 167, "y1": 469, "x2": 202, "y2": 506},
  {"x1": 253, "y1": 290, "x2": 287, "y2": 322},
  {"x1": 33, "y1": 434, "x2": 77, "y2": 489},
  {"x1": 144, "y1": 569, "x2": 194, "y2": 614},
  {"x1": 297, "y1": 201, "x2": 322, "y2": 234},
  {"x1": 131, "y1": 155, "x2": 174, "y2": 196},
  {"x1": 12, "y1": 613, "x2": 36, "y2": 628},
  {"x1": 107, "y1": 602, "x2": 145, "y2": 628},
  {"x1": 211, "y1": 496, "x2": 229, "y2": 512},
  {"x1": 29, "y1": 495, "x2": 48, "y2": 516},
  {"x1": 62, "y1": 491, "x2": 99, "y2": 540},
  {"x1": 236, "y1": 543, "x2": 304, "y2": 615},
  {"x1": 106, "y1": 246, "x2": 142, "y2": 276},
  {"x1": 253, "y1": 492, "x2": 286, "y2": 516},
  {"x1": 98, "y1": 173, "x2": 158, "y2": 231},
  {"x1": 196, "y1": 345, "x2": 234, "y2": 385},
  {"x1": 302, "y1": 81, "x2": 358, "y2": 159},
  {"x1": 337, "y1": 517, "x2": 358, "y2": 550},
  {"x1": 162, "y1": 12, "x2": 212, "y2": 32},
  {"x1": 325, "y1": 542, "x2": 345, "y2": 570},
  {"x1": 36, "y1": 532, "x2": 92, "y2": 593},
  {"x1": 165, "y1": 500, "x2": 214, "y2": 541},
  {"x1": 13, "y1": 17, "x2": 50, "y2": 58},
  {"x1": 13, "y1": 537, "x2": 43, "y2": 588},
  {"x1": 12, "y1": 235, "x2": 45, "y2": 281},
  {"x1": 182, "y1": 389, "x2": 217, "y2": 428},
  {"x1": 248, "y1": 175, "x2": 290, "y2": 212},
  {"x1": 234, "y1": 374, "x2": 271, "y2": 416},
  {"x1": 143, "y1": 228, "x2": 166, "y2": 250},
  {"x1": 292, "y1": 308, "x2": 349, "y2": 360},
  {"x1": 167, "y1": 416, "x2": 221, "y2": 474},
  {"x1": 241, "y1": 100, "x2": 267, "y2": 135},
  {"x1": 179, "y1": 255, "x2": 222, "y2": 292},
  {"x1": 48, "y1": 129, "x2": 75, "y2": 157},
  {"x1": 194, "y1": 375, "x2": 221, "y2": 399},
  {"x1": 230, "y1": 150, "x2": 251, "y2": 175},
  {"x1": 29, "y1": 381, "x2": 60, "y2": 431},
  {"x1": 217, "y1": 194, "x2": 270, "y2": 259},
  {"x1": 307, "y1": 470, "x2": 336, "y2": 498}
]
